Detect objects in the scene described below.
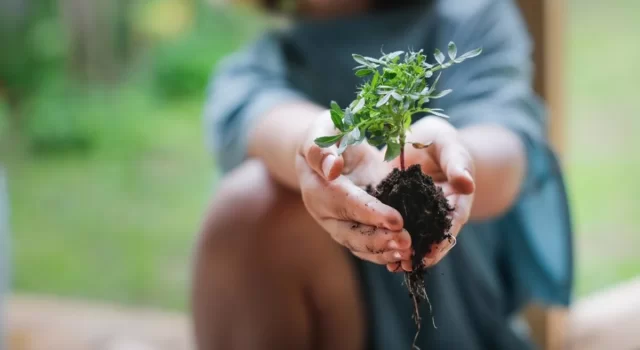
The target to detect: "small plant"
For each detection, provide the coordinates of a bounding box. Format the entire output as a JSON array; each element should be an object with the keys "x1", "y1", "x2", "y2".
[
  {"x1": 315, "y1": 42, "x2": 481, "y2": 350},
  {"x1": 314, "y1": 42, "x2": 481, "y2": 168}
]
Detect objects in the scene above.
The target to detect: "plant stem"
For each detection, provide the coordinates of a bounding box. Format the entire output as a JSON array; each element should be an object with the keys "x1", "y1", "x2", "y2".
[{"x1": 399, "y1": 133, "x2": 406, "y2": 171}]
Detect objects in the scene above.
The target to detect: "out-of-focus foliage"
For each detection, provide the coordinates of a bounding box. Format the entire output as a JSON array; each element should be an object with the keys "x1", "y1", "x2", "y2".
[
  {"x1": 135, "y1": 0, "x2": 194, "y2": 41},
  {"x1": 0, "y1": 101, "x2": 7, "y2": 137},
  {"x1": 0, "y1": 0, "x2": 68, "y2": 103},
  {"x1": 151, "y1": 6, "x2": 264, "y2": 100},
  {"x1": 0, "y1": 0, "x2": 264, "y2": 154},
  {"x1": 23, "y1": 79, "x2": 94, "y2": 154}
]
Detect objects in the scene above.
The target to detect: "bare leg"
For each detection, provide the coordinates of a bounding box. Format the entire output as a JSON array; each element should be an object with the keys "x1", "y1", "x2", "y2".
[{"x1": 192, "y1": 160, "x2": 366, "y2": 350}]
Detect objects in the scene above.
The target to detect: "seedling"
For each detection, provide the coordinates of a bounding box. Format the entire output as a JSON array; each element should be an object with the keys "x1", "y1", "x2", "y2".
[
  {"x1": 315, "y1": 42, "x2": 481, "y2": 168},
  {"x1": 315, "y1": 42, "x2": 481, "y2": 349}
]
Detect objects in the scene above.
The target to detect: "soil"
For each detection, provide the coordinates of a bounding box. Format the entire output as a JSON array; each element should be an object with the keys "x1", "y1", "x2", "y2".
[{"x1": 368, "y1": 164, "x2": 453, "y2": 349}]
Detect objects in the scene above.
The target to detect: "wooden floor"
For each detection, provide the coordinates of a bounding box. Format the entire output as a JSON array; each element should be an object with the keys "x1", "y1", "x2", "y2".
[
  {"x1": 5, "y1": 278, "x2": 640, "y2": 350},
  {"x1": 6, "y1": 295, "x2": 192, "y2": 350}
]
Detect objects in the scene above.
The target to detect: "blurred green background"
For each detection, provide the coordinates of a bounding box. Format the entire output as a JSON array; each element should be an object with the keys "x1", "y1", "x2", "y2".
[{"x1": 0, "y1": 0, "x2": 638, "y2": 311}]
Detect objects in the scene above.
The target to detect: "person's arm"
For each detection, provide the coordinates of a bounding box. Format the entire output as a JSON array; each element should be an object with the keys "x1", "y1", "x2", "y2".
[
  {"x1": 459, "y1": 125, "x2": 525, "y2": 219},
  {"x1": 431, "y1": 0, "x2": 547, "y2": 220},
  {"x1": 246, "y1": 102, "x2": 323, "y2": 190},
  {"x1": 204, "y1": 34, "x2": 340, "y2": 191},
  {"x1": 205, "y1": 34, "x2": 415, "y2": 268},
  {"x1": 205, "y1": 34, "x2": 309, "y2": 185}
]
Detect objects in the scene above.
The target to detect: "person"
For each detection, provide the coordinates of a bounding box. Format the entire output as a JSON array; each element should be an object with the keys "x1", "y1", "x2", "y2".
[{"x1": 192, "y1": 0, "x2": 573, "y2": 349}]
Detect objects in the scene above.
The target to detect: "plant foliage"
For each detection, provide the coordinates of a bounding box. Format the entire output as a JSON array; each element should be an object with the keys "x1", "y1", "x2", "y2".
[{"x1": 314, "y1": 42, "x2": 482, "y2": 161}]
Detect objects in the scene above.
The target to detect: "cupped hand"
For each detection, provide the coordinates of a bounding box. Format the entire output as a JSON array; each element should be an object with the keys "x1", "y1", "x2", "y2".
[
  {"x1": 296, "y1": 111, "x2": 413, "y2": 265},
  {"x1": 387, "y1": 117, "x2": 476, "y2": 272}
]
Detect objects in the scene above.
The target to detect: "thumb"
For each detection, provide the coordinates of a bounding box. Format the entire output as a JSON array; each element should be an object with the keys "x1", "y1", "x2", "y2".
[
  {"x1": 438, "y1": 141, "x2": 475, "y2": 195},
  {"x1": 447, "y1": 165, "x2": 475, "y2": 195},
  {"x1": 305, "y1": 143, "x2": 345, "y2": 181}
]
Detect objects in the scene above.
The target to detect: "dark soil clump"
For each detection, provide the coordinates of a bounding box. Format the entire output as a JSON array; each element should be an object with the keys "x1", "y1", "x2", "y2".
[{"x1": 369, "y1": 164, "x2": 454, "y2": 348}]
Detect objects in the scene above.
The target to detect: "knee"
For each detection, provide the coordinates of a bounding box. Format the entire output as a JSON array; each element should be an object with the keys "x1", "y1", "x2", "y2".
[
  {"x1": 194, "y1": 160, "x2": 307, "y2": 265},
  {"x1": 199, "y1": 161, "x2": 282, "y2": 243},
  {"x1": 191, "y1": 161, "x2": 316, "y2": 349}
]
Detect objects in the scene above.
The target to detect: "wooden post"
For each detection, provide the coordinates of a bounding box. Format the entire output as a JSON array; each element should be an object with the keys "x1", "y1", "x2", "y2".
[
  {"x1": 517, "y1": 0, "x2": 566, "y2": 157},
  {"x1": 516, "y1": 1, "x2": 568, "y2": 349}
]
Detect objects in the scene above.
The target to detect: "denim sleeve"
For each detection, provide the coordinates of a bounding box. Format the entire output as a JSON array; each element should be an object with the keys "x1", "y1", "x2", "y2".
[
  {"x1": 434, "y1": 0, "x2": 573, "y2": 306},
  {"x1": 433, "y1": 0, "x2": 550, "y2": 196},
  {"x1": 203, "y1": 34, "x2": 306, "y2": 173}
]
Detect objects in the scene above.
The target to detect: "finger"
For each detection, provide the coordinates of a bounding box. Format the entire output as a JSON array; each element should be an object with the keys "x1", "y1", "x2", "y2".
[
  {"x1": 305, "y1": 143, "x2": 345, "y2": 181},
  {"x1": 436, "y1": 181, "x2": 453, "y2": 197},
  {"x1": 401, "y1": 259, "x2": 413, "y2": 272},
  {"x1": 330, "y1": 179, "x2": 404, "y2": 230},
  {"x1": 352, "y1": 251, "x2": 403, "y2": 265},
  {"x1": 421, "y1": 194, "x2": 471, "y2": 267},
  {"x1": 437, "y1": 139, "x2": 475, "y2": 195},
  {"x1": 448, "y1": 194, "x2": 473, "y2": 237},
  {"x1": 353, "y1": 248, "x2": 412, "y2": 265},
  {"x1": 423, "y1": 235, "x2": 457, "y2": 267},
  {"x1": 297, "y1": 156, "x2": 404, "y2": 231},
  {"x1": 324, "y1": 220, "x2": 411, "y2": 254},
  {"x1": 381, "y1": 248, "x2": 412, "y2": 262},
  {"x1": 387, "y1": 262, "x2": 403, "y2": 272}
]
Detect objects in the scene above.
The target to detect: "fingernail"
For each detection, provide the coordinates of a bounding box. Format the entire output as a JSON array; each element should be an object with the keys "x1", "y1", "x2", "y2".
[
  {"x1": 463, "y1": 168, "x2": 473, "y2": 182},
  {"x1": 423, "y1": 256, "x2": 436, "y2": 267},
  {"x1": 388, "y1": 240, "x2": 399, "y2": 249},
  {"x1": 322, "y1": 154, "x2": 336, "y2": 178},
  {"x1": 393, "y1": 251, "x2": 402, "y2": 259}
]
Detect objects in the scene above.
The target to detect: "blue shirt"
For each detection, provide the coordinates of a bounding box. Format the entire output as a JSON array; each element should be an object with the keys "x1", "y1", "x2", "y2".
[{"x1": 204, "y1": 0, "x2": 573, "y2": 348}]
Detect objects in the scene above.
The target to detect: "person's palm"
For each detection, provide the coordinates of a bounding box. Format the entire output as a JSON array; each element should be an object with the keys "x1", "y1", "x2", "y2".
[{"x1": 387, "y1": 117, "x2": 475, "y2": 271}]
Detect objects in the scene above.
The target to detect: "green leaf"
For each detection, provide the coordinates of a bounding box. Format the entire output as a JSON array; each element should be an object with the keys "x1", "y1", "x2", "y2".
[
  {"x1": 384, "y1": 141, "x2": 401, "y2": 161},
  {"x1": 376, "y1": 93, "x2": 392, "y2": 108},
  {"x1": 349, "y1": 127, "x2": 362, "y2": 143},
  {"x1": 429, "y1": 73, "x2": 442, "y2": 93},
  {"x1": 391, "y1": 91, "x2": 403, "y2": 101},
  {"x1": 403, "y1": 114, "x2": 412, "y2": 129},
  {"x1": 330, "y1": 110, "x2": 344, "y2": 131},
  {"x1": 371, "y1": 72, "x2": 379, "y2": 87},
  {"x1": 383, "y1": 70, "x2": 397, "y2": 79},
  {"x1": 337, "y1": 141, "x2": 348, "y2": 155},
  {"x1": 328, "y1": 101, "x2": 344, "y2": 130},
  {"x1": 364, "y1": 56, "x2": 384, "y2": 65},
  {"x1": 336, "y1": 128, "x2": 363, "y2": 155},
  {"x1": 386, "y1": 51, "x2": 404, "y2": 60},
  {"x1": 330, "y1": 101, "x2": 343, "y2": 117},
  {"x1": 352, "y1": 98, "x2": 365, "y2": 114},
  {"x1": 315, "y1": 134, "x2": 343, "y2": 148},
  {"x1": 425, "y1": 70, "x2": 433, "y2": 78},
  {"x1": 355, "y1": 69, "x2": 373, "y2": 77},
  {"x1": 428, "y1": 109, "x2": 451, "y2": 119},
  {"x1": 352, "y1": 54, "x2": 368, "y2": 66},
  {"x1": 367, "y1": 135, "x2": 386, "y2": 147},
  {"x1": 454, "y1": 47, "x2": 483, "y2": 63},
  {"x1": 434, "y1": 48, "x2": 445, "y2": 65},
  {"x1": 343, "y1": 108, "x2": 354, "y2": 126},
  {"x1": 430, "y1": 89, "x2": 452, "y2": 99},
  {"x1": 448, "y1": 42, "x2": 457, "y2": 60}
]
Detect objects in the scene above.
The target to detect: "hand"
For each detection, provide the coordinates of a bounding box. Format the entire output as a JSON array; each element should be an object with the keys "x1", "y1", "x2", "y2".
[
  {"x1": 296, "y1": 111, "x2": 413, "y2": 265},
  {"x1": 388, "y1": 117, "x2": 475, "y2": 271}
]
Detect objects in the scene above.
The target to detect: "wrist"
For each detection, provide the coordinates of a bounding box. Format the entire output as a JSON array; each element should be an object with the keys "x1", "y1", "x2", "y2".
[{"x1": 458, "y1": 124, "x2": 526, "y2": 219}]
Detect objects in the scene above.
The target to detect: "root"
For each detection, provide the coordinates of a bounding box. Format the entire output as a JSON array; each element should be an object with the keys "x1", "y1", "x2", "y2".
[{"x1": 404, "y1": 266, "x2": 437, "y2": 350}]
